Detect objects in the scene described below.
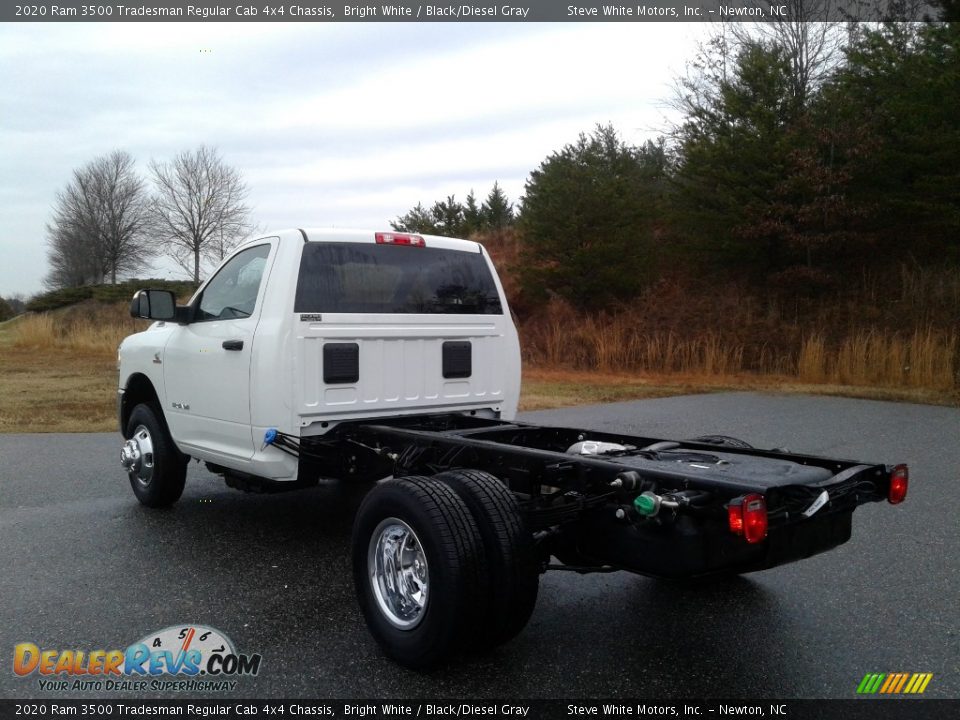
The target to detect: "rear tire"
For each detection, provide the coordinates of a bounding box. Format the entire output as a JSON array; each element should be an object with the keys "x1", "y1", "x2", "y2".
[
  {"x1": 122, "y1": 403, "x2": 186, "y2": 508},
  {"x1": 352, "y1": 476, "x2": 487, "y2": 669},
  {"x1": 434, "y1": 469, "x2": 540, "y2": 649}
]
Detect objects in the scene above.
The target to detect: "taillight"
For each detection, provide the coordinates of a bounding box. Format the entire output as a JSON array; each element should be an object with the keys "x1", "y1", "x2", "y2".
[
  {"x1": 375, "y1": 232, "x2": 425, "y2": 247},
  {"x1": 743, "y1": 494, "x2": 768, "y2": 543},
  {"x1": 727, "y1": 493, "x2": 767, "y2": 544},
  {"x1": 888, "y1": 464, "x2": 908, "y2": 504},
  {"x1": 727, "y1": 503, "x2": 744, "y2": 535}
]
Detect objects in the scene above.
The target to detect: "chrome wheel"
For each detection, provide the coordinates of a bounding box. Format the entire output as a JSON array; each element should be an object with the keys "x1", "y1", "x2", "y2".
[
  {"x1": 120, "y1": 424, "x2": 155, "y2": 487},
  {"x1": 368, "y1": 518, "x2": 429, "y2": 630}
]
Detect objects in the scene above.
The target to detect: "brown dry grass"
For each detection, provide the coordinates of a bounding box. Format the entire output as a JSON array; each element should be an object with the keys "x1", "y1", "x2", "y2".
[
  {"x1": 796, "y1": 329, "x2": 958, "y2": 389},
  {"x1": 0, "y1": 345, "x2": 119, "y2": 433},
  {"x1": 12, "y1": 302, "x2": 147, "y2": 355},
  {"x1": 0, "y1": 304, "x2": 149, "y2": 433},
  {"x1": 518, "y1": 368, "x2": 957, "y2": 411},
  {"x1": 519, "y1": 298, "x2": 959, "y2": 399},
  {"x1": 1, "y1": 296, "x2": 956, "y2": 434},
  {"x1": 519, "y1": 370, "x2": 704, "y2": 411}
]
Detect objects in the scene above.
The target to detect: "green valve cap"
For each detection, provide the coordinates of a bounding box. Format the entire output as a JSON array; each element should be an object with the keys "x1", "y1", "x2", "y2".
[{"x1": 634, "y1": 493, "x2": 658, "y2": 516}]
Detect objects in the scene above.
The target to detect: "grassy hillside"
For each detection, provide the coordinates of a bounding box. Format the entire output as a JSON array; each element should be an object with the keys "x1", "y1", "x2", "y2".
[
  {"x1": 24, "y1": 279, "x2": 198, "y2": 313},
  {"x1": 0, "y1": 303, "x2": 149, "y2": 433}
]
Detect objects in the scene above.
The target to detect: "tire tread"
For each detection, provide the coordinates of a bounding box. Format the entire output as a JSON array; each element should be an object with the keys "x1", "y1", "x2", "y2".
[
  {"x1": 351, "y1": 475, "x2": 487, "y2": 668},
  {"x1": 125, "y1": 402, "x2": 186, "y2": 507},
  {"x1": 434, "y1": 469, "x2": 540, "y2": 648}
]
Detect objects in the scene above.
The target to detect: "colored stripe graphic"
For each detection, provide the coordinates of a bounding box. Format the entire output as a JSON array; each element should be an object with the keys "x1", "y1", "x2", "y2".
[
  {"x1": 880, "y1": 673, "x2": 905, "y2": 693},
  {"x1": 893, "y1": 674, "x2": 909, "y2": 693},
  {"x1": 906, "y1": 673, "x2": 934, "y2": 694},
  {"x1": 857, "y1": 673, "x2": 885, "y2": 694},
  {"x1": 857, "y1": 672, "x2": 933, "y2": 694}
]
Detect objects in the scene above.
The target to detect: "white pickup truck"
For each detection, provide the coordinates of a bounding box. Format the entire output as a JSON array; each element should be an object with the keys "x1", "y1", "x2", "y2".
[{"x1": 119, "y1": 228, "x2": 908, "y2": 669}]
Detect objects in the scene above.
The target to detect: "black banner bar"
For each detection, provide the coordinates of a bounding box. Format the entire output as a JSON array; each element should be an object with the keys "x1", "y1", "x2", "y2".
[
  {"x1": 1, "y1": 1, "x2": 946, "y2": 23},
  {"x1": 1, "y1": 700, "x2": 959, "y2": 720}
]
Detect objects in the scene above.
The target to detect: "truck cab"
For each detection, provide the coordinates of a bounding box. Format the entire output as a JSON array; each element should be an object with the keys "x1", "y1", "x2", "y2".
[{"x1": 118, "y1": 228, "x2": 521, "y2": 491}]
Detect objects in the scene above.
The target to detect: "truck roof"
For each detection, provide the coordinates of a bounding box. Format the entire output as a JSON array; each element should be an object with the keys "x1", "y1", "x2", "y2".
[{"x1": 241, "y1": 228, "x2": 483, "y2": 253}]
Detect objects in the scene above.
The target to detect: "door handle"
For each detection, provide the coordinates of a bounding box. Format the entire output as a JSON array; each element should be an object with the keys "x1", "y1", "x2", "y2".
[{"x1": 222, "y1": 339, "x2": 244, "y2": 351}]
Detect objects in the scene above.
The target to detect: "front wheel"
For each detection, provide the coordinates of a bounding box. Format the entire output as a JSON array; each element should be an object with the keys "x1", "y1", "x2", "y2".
[
  {"x1": 121, "y1": 403, "x2": 186, "y2": 508},
  {"x1": 352, "y1": 476, "x2": 487, "y2": 669}
]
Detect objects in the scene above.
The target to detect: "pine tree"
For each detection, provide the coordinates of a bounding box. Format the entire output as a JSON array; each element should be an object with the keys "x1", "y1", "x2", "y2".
[
  {"x1": 430, "y1": 196, "x2": 467, "y2": 237},
  {"x1": 481, "y1": 182, "x2": 514, "y2": 230},
  {"x1": 519, "y1": 125, "x2": 665, "y2": 310},
  {"x1": 391, "y1": 203, "x2": 438, "y2": 234},
  {"x1": 464, "y1": 190, "x2": 483, "y2": 235}
]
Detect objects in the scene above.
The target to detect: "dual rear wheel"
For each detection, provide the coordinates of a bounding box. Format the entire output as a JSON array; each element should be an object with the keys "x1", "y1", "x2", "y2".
[
  {"x1": 352, "y1": 470, "x2": 540, "y2": 669},
  {"x1": 119, "y1": 410, "x2": 539, "y2": 668}
]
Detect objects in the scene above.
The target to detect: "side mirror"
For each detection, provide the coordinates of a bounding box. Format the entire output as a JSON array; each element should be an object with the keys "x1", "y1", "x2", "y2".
[{"x1": 130, "y1": 289, "x2": 176, "y2": 321}]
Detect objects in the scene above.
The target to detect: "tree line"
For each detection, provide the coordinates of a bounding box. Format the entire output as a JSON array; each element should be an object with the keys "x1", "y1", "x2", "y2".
[
  {"x1": 391, "y1": 182, "x2": 515, "y2": 237},
  {"x1": 393, "y1": 16, "x2": 960, "y2": 311},
  {"x1": 44, "y1": 145, "x2": 254, "y2": 289},
  {"x1": 0, "y1": 295, "x2": 20, "y2": 322},
  {"x1": 25, "y1": 10, "x2": 958, "y2": 318}
]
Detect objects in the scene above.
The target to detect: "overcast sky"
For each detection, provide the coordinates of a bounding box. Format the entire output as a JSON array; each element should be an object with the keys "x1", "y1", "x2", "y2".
[{"x1": 0, "y1": 21, "x2": 710, "y2": 297}]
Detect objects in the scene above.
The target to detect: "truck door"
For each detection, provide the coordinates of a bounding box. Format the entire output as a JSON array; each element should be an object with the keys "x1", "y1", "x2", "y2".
[{"x1": 163, "y1": 242, "x2": 275, "y2": 463}]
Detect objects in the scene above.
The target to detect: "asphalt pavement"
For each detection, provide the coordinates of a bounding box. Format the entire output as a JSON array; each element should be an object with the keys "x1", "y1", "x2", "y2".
[{"x1": 1, "y1": 392, "x2": 957, "y2": 699}]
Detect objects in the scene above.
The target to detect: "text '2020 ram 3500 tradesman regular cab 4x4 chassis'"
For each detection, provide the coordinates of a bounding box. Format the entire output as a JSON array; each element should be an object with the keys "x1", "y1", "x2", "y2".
[{"x1": 118, "y1": 228, "x2": 909, "y2": 668}]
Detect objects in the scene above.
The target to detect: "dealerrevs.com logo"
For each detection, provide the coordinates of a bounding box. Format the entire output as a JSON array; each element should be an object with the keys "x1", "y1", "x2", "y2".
[{"x1": 13, "y1": 625, "x2": 262, "y2": 692}]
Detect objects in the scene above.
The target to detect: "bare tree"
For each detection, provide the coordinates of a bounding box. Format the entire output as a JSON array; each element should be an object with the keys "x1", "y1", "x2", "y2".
[
  {"x1": 148, "y1": 146, "x2": 255, "y2": 282},
  {"x1": 198, "y1": 220, "x2": 267, "y2": 277},
  {"x1": 3, "y1": 293, "x2": 27, "y2": 316},
  {"x1": 44, "y1": 225, "x2": 100, "y2": 288},
  {"x1": 668, "y1": 22, "x2": 737, "y2": 142},
  {"x1": 741, "y1": 2, "x2": 846, "y2": 111},
  {"x1": 0, "y1": 296, "x2": 13, "y2": 322},
  {"x1": 45, "y1": 150, "x2": 153, "y2": 288}
]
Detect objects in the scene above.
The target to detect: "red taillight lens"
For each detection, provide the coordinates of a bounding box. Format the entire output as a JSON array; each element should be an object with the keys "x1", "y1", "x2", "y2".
[
  {"x1": 888, "y1": 464, "x2": 908, "y2": 504},
  {"x1": 375, "y1": 232, "x2": 425, "y2": 247},
  {"x1": 728, "y1": 493, "x2": 767, "y2": 544},
  {"x1": 727, "y1": 503, "x2": 744, "y2": 535},
  {"x1": 742, "y1": 493, "x2": 767, "y2": 543}
]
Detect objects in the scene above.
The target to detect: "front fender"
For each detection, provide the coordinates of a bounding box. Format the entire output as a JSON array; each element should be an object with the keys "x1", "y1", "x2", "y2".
[{"x1": 117, "y1": 323, "x2": 173, "y2": 434}]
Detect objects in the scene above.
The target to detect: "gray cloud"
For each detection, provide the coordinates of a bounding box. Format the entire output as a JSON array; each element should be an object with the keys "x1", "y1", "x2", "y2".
[{"x1": 0, "y1": 22, "x2": 701, "y2": 296}]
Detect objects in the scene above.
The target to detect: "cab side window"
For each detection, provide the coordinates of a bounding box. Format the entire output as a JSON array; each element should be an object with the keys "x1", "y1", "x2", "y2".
[{"x1": 196, "y1": 244, "x2": 271, "y2": 321}]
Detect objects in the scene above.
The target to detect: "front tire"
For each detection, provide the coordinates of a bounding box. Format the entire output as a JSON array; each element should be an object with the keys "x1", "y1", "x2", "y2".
[
  {"x1": 352, "y1": 476, "x2": 487, "y2": 669},
  {"x1": 122, "y1": 403, "x2": 186, "y2": 508}
]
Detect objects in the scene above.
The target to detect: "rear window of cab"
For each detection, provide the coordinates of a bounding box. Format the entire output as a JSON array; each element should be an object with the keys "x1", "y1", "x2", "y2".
[{"x1": 294, "y1": 242, "x2": 503, "y2": 315}]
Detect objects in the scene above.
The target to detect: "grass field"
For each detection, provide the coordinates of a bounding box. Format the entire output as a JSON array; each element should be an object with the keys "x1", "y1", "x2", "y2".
[
  {"x1": 1, "y1": 303, "x2": 957, "y2": 433},
  {"x1": 0, "y1": 313, "x2": 125, "y2": 432},
  {"x1": 519, "y1": 368, "x2": 956, "y2": 410}
]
